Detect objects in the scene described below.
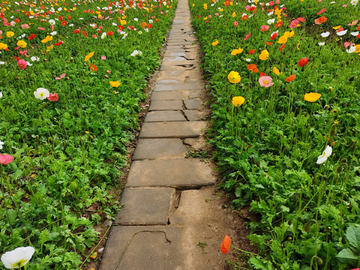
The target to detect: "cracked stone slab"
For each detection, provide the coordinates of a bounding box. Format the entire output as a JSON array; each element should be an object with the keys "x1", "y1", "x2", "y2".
[
  {"x1": 160, "y1": 65, "x2": 197, "y2": 71},
  {"x1": 145, "y1": 111, "x2": 186, "y2": 122},
  {"x1": 154, "y1": 83, "x2": 199, "y2": 91},
  {"x1": 115, "y1": 187, "x2": 175, "y2": 225},
  {"x1": 184, "y1": 98, "x2": 201, "y2": 109},
  {"x1": 132, "y1": 139, "x2": 188, "y2": 160},
  {"x1": 149, "y1": 100, "x2": 183, "y2": 111},
  {"x1": 157, "y1": 70, "x2": 202, "y2": 81},
  {"x1": 161, "y1": 60, "x2": 198, "y2": 67},
  {"x1": 183, "y1": 110, "x2": 202, "y2": 121},
  {"x1": 164, "y1": 51, "x2": 197, "y2": 59},
  {"x1": 151, "y1": 91, "x2": 189, "y2": 100},
  {"x1": 139, "y1": 121, "x2": 207, "y2": 138},
  {"x1": 126, "y1": 159, "x2": 216, "y2": 187},
  {"x1": 99, "y1": 226, "x2": 184, "y2": 270}
]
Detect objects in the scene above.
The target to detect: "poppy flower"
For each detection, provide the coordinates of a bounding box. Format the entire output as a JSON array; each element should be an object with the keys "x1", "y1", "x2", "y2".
[
  {"x1": 317, "y1": 8, "x2": 326, "y2": 15},
  {"x1": 73, "y1": 29, "x2": 81, "y2": 34},
  {"x1": 315, "y1": 16, "x2": 327, "y2": 25},
  {"x1": 61, "y1": 20, "x2": 67, "y2": 26},
  {"x1": 242, "y1": 14, "x2": 248, "y2": 20},
  {"x1": 298, "y1": 58, "x2": 309, "y2": 67},
  {"x1": 231, "y1": 48, "x2": 243, "y2": 55},
  {"x1": 141, "y1": 22, "x2": 147, "y2": 28},
  {"x1": 244, "y1": 32, "x2": 251, "y2": 40},
  {"x1": 82, "y1": 31, "x2": 88, "y2": 37},
  {"x1": 148, "y1": 24, "x2": 152, "y2": 29},
  {"x1": 270, "y1": 32, "x2": 278, "y2": 40},
  {"x1": 17, "y1": 40, "x2": 27, "y2": 48},
  {"x1": 107, "y1": 31, "x2": 114, "y2": 36},
  {"x1": 89, "y1": 63, "x2": 98, "y2": 71},
  {"x1": 17, "y1": 59, "x2": 27, "y2": 69},
  {"x1": 248, "y1": 49, "x2": 255, "y2": 54},
  {"x1": 0, "y1": 154, "x2": 14, "y2": 164},
  {"x1": 85, "y1": 51, "x2": 95, "y2": 61},
  {"x1": 47, "y1": 93, "x2": 59, "y2": 102},
  {"x1": 232, "y1": 96, "x2": 245, "y2": 107},
  {"x1": 316, "y1": 145, "x2": 332, "y2": 164},
  {"x1": 275, "y1": 21, "x2": 283, "y2": 27},
  {"x1": 28, "y1": 34, "x2": 36, "y2": 40},
  {"x1": 59, "y1": 15, "x2": 63, "y2": 21},
  {"x1": 272, "y1": 66, "x2": 281, "y2": 75},
  {"x1": 212, "y1": 40, "x2": 219, "y2": 46},
  {"x1": 304, "y1": 92, "x2": 321, "y2": 102},
  {"x1": 247, "y1": 64, "x2": 258, "y2": 73},
  {"x1": 228, "y1": 71, "x2": 241, "y2": 84},
  {"x1": 260, "y1": 25, "x2": 269, "y2": 32},
  {"x1": 285, "y1": 74, "x2": 296, "y2": 82},
  {"x1": 280, "y1": 44, "x2": 285, "y2": 51},
  {"x1": 259, "y1": 49, "x2": 269, "y2": 60},
  {"x1": 265, "y1": 41, "x2": 273, "y2": 46},
  {"x1": 220, "y1": 235, "x2": 231, "y2": 254},
  {"x1": 110, "y1": 81, "x2": 121, "y2": 87},
  {"x1": 54, "y1": 41, "x2": 63, "y2": 46},
  {"x1": 258, "y1": 76, "x2": 274, "y2": 87},
  {"x1": 118, "y1": 25, "x2": 124, "y2": 31},
  {"x1": 34, "y1": 88, "x2": 50, "y2": 100}
]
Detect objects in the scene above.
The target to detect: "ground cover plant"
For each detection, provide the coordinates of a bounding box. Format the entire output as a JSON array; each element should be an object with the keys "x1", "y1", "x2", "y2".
[
  {"x1": 189, "y1": 0, "x2": 360, "y2": 268},
  {"x1": 0, "y1": 0, "x2": 177, "y2": 268}
]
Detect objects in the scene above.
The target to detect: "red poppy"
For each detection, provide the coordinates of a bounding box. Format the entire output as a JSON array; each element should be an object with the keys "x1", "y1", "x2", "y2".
[
  {"x1": 280, "y1": 44, "x2": 285, "y2": 51},
  {"x1": 244, "y1": 32, "x2": 251, "y2": 40},
  {"x1": 54, "y1": 41, "x2": 63, "y2": 46},
  {"x1": 297, "y1": 17, "x2": 306, "y2": 22},
  {"x1": 82, "y1": 31, "x2": 88, "y2": 37},
  {"x1": 89, "y1": 63, "x2": 98, "y2": 71},
  {"x1": 59, "y1": 15, "x2": 63, "y2": 21},
  {"x1": 275, "y1": 21, "x2": 283, "y2": 27},
  {"x1": 247, "y1": 64, "x2": 258, "y2": 73},
  {"x1": 28, "y1": 34, "x2": 36, "y2": 40},
  {"x1": 270, "y1": 32, "x2": 278, "y2": 40},
  {"x1": 248, "y1": 49, "x2": 255, "y2": 55},
  {"x1": 298, "y1": 58, "x2": 309, "y2": 67},
  {"x1": 220, "y1": 235, "x2": 231, "y2": 255},
  {"x1": 15, "y1": 18, "x2": 20, "y2": 23},
  {"x1": 130, "y1": 25, "x2": 135, "y2": 30},
  {"x1": 14, "y1": 56, "x2": 20, "y2": 61},
  {"x1": 91, "y1": 34, "x2": 97, "y2": 38},
  {"x1": 68, "y1": 16, "x2": 71, "y2": 20},
  {"x1": 198, "y1": 15, "x2": 201, "y2": 18},
  {"x1": 242, "y1": 14, "x2": 248, "y2": 20},
  {"x1": 141, "y1": 22, "x2": 147, "y2": 28},
  {"x1": 107, "y1": 31, "x2": 113, "y2": 36},
  {"x1": 47, "y1": 93, "x2": 59, "y2": 102},
  {"x1": 118, "y1": 25, "x2": 124, "y2": 30},
  {"x1": 285, "y1": 74, "x2": 296, "y2": 82},
  {"x1": 61, "y1": 20, "x2": 67, "y2": 26},
  {"x1": 224, "y1": 1, "x2": 229, "y2": 6},
  {"x1": 155, "y1": 19, "x2": 158, "y2": 22},
  {"x1": 260, "y1": 72, "x2": 266, "y2": 77},
  {"x1": 148, "y1": 24, "x2": 152, "y2": 29},
  {"x1": 73, "y1": 29, "x2": 80, "y2": 34},
  {"x1": 265, "y1": 41, "x2": 273, "y2": 46},
  {"x1": 357, "y1": 24, "x2": 360, "y2": 30}
]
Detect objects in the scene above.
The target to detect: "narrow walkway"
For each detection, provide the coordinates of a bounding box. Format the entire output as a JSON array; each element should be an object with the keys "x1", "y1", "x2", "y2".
[{"x1": 99, "y1": 0, "x2": 240, "y2": 269}]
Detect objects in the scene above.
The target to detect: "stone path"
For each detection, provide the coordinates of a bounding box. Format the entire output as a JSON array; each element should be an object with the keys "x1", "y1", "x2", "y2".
[{"x1": 98, "y1": 0, "x2": 240, "y2": 269}]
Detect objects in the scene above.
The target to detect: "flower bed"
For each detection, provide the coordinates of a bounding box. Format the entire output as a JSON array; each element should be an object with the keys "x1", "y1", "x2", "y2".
[
  {"x1": 189, "y1": 0, "x2": 360, "y2": 268},
  {"x1": 0, "y1": 0, "x2": 176, "y2": 268}
]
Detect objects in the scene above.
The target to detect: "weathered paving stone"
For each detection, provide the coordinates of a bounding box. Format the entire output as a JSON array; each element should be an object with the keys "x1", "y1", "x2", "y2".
[
  {"x1": 139, "y1": 121, "x2": 207, "y2": 138},
  {"x1": 162, "y1": 56, "x2": 189, "y2": 62},
  {"x1": 188, "y1": 90, "x2": 201, "y2": 98},
  {"x1": 151, "y1": 91, "x2": 189, "y2": 100},
  {"x1": 115, "y1": 187, "x2": 175, "y2": 225},
  {"x1": 161, "y1": 60, "x2": 198, "y2": 67},
  {"x1": 160, "y1": 65, "x2": 196, "y2": 71},
  {"x1": 183, "y1": 110, "x2": 201, "y2": 121},
  {"x1": 149, "y1": 100, "x2": 183, "y2": 111},
  {"x1": 184, "y1": 98, "x2": 201, "y2": 109},
  {"x1": 126, "y1": 159, "x2": 216, "y2": 187},
  {"x1": 154, "y1": 83, "x2": 199, "y2": 91},
  {"x1": 145, "y1": 111, "x2": 186, "y2": 122},
  {"x1": 132, "y1": 139, "x2": 188, "y2": 160},
  {"x1": 156, "y1": 79, "x2": 183, "y2": 84},
  {"x1": 99, "y1": 226, "x2": 184, "y2": 270}
]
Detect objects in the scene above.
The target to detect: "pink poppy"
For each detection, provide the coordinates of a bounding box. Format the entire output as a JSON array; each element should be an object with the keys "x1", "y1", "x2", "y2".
[
  {"x1": 38, "y1": 27, "x2": 45, "y2": 30},
  {"x1": 0, "y1": 154, "x2": 14, "y2": 164},
  {"x1": 47, "y1": 93, "x2": 59, "y2": 102},
  {"x1": 17, "y1": 59, "x2": 27, "y2": 69},
  {"x1": 260, "y1": 25, "x2": 269, "y2": 32},
  {"x1": 234, "y1": 21, "x2": 238, "y2": 26},
  {"x1": 21, "y1": 23, "x2": 29, "y2": 29},
  {"x1": 289, "y1": 19, "x2": 299, "y2": 28},
  {"x1": 297, "y1": 17, "x2": 306, "y2": 22},
  {"x1": 244, "y1": 32, "x2": 251, "y2": 40},
  {"x1": 101, "y1": 56, "x2": 106, "y2": 60},
  {"x1": 348, "y1": 20, "x2": 358, "y2": 26},
  {"x1": 258, "y1": 76, "x2": 274, "y2": 87},
  {"x1": 317, "y1": 8, "x2": 326, "y2": 15},
  {"x1": 55, "y1": 73, "x2": 66, "y2": 80}
]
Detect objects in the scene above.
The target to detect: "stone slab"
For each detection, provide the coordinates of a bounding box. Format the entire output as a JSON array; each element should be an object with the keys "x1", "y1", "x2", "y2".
[
  {"x1": 99, "y1": 226, "x2": 184, "y2": 270},
  {"x1": 183, "y1": 110, "x2": 202, "y2": 121},
  {"x1": 149, "y1": 100, "x2": 183, "y2": 111},
  {"x1": 161, "y1": 60, "x2": 198, "y2": 66},
  {"x1": 145, "y1": 111, "x2": 186, "y2": 122},
  {"x1": 151, "y1": 91, "x2": 188, "y2": 100},
  {"x1": 160, "y1": 65, "x2": 196, "y2": 71},
  {"x1": 188, "y1": 90, "x2": 202, "y2": 98},
  {"x1": 139, "y1": 121, "x2": 207, "y2": 138},
  {"x1": 115, "y1": 187, "x2": 175, "y2": 225},
  {"x1": 184, "y1": 98, "x2": 201, "y2": 109},
  {"x1": 132, "y1": 139, "x2": 188, "y2": 160},
  {"x1": 162, "y1": 56, "x2": 189, "y2": 62},
  {"x1": 164, "y1": 51, "x2": 197, "y2": 59},
  {"x1": 154, "y1": 83, "x2": 199, "y2": 91},
  {"x1": 126, "y1": 159, "x2": 216, "y2": 187}
]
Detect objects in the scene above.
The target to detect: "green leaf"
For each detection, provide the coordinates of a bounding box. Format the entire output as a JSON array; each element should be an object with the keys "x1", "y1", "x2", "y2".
[
  {"x1": 336, "y1": 248, "x2": 358, "y2": 261},
  {"x1": 249, "y1": 256, "x2": 268, "y2": 270},
  {"x1": 346, "y1": 225, "x2": 360, "y2": 250}
]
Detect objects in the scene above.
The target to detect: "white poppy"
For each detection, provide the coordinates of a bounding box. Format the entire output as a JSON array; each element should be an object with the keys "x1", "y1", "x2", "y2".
[
  {"x1": 101, "y1": 32, "x2": 107, "y2": 39},
  {"x1": 34, "y1": 88, "x2": 50, "y2": 100},
  {"x1": 0, "y1": 61, "x2": 5, "y2": 65},
  {"x1": 1, "y1": 246, "x2": 35, "y2": 269},
  {"x1": 351, "y1": 0, "x2": 358, "y2": 6},
  {"x1": 318, "y1": 42, "x2": 325, "y2": 46},
  {"x1": 350, "y1": 31, "x2": 359, "y2": 36},
  {"x1": 245, "y1": 58, "x2": 251, "y2": 62},
  {"x1": 134, "y1": 17, "x2": 138, "y2": 21},
  {"x1": 0, "y1": 140, "x2": 4, "y2": 149},
  {"x1": 26, "y1": 61, "x2": 32, "y2": 66},
  {"x1": 49, "y1": 19, "x2": 55, "y2": 25},
  {"x1": 31, "y1": 56, "x2": 40, "y2": 61},
  {"x1": 336, "y1": 30, "x2": 348, "y2": 36},
  {"x1": 130, "y1": 50, "x2": 142, "y2": 56},
  {"x1": 320, "y1": 31, "x2": 330, "y2": 37},
  {"x1": 316, "y1": 145, "x2": 332, "y2": 164},
  {"x1": 267, "y1": 18, "x2": 275, "y2": 24},
  {"x1": 346, "y1": 46, "x2": 356, "y2": 53},
  {"x1": 50, "y1": 31, "x2": 57, "y2": 36}
]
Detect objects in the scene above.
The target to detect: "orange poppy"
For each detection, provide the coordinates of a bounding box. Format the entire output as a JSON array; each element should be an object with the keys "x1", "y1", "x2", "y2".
[
  {"x1": 89, "y1": 63, "x2": 98, "y2": 71},
  {"x1": 220, "y1": 235, "x2": 231, "y2": 254},
  {"x1": 141, "y1": 22, "x2": 147, "y2": 28},
  {"x1": 265, "y1": 41, "x2": 273, "y2": 46},
  {"x1": 275, "y1": 21, "x2": 283, "y2": 27},
  {"x1": 82, "y1": 31, "x2": 88, "y2": 37},
  {"x1": 285, "y1": 74, "x2": 296, "y2": 82},
  {"x1": 315, "y1": 16, "x2": 327, "y2": 25},
  {"x1": 247, "y1": 64, "x2": 258, "y2": 73}
]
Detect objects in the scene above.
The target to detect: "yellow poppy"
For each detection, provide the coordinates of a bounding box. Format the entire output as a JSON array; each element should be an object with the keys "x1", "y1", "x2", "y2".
[
  {"x1": 333, "y1": 25, "x2": 341, "y2": 30},
  {"x1": 354, "y1": 45, "x2": 360, "y2": 53},
  {"x1": 259, "y1": 49, "x2": 269, "y2": 60},
  {"x1": 232, "y1": 12, "x2": 236, "y2": 18},
  {"x1": 304, "y1": 92, "x2": 321, "y2": 102},
  {"x1": 212, "y1": 40, "x2": 219, "y2": 46},
  {"x1": 41, "y1": 36, "x2": 53, "y2": 43},
  {"x1": 0, "y1": 43, "x2": 8, "y2": 50},
  {"x1": 85, "y1": 52, "x2": 95, "y2": 61},
  {"x1": 231, "y1": 48, "x2": 243, "y2": 55},
  {"x1": 110, "y1": 81, "x2": 121, "y2": 87},
  {"x1": 232, "y1": 96, "x2": 245, "y2": 107},
  {"x1": 277, "y1": 35, "x2": 288, "y2": 44},
  {"x1": 120, "y1": 19, "x2": 127, "y2": 25},
  {"x1": 203, "y1": 3, "x2": 207, "y2": 9},
  {"x1": 17, "y1": 40, "x2": 27, "y2": 48},
  {"x1": 272, "y1": 67, "x2": 281, "y2": 75},
  {"x1": 228, "y1": 71, "x2": 241, "y2": 84},
  {"x1": 6, "y1": 31, "x2": 14, "y2": 38}
]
